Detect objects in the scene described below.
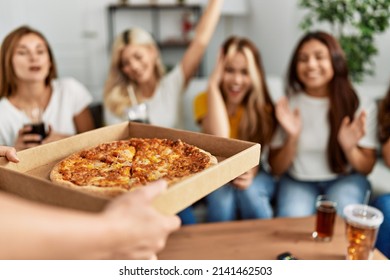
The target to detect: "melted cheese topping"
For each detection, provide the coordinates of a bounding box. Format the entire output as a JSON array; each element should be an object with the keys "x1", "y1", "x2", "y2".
[{"x1": 57, "y1": 138, "x2": 212, "y2": 190}]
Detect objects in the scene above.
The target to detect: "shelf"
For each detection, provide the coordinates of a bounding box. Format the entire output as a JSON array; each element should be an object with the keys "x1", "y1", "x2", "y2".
[
  {"x1": 109, "y1": 3, "x2": 201, "y2": 10},
  {"x1": 107, "y1": 3, "x2": 201, "y2": 45}
]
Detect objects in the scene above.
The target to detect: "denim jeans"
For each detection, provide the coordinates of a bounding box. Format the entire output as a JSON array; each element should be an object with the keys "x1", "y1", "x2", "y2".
[
  {"x1": 206, "y1": 169, "x2": 275, "y2": 222},
  {"x1": 372, "y1": 194, "x2": 390, "y2": 259},
  {"x1": 177, "y1": 206, "x2": 196, "y2": 225},
  {"x1": 276, "y1": 172, "x2": 371, "y2": 217}
]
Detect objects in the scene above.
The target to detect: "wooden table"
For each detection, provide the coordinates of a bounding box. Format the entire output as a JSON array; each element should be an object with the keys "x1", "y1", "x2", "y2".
[{"x1": 158, "y1": 216, "x2": 386, "y2": 260}]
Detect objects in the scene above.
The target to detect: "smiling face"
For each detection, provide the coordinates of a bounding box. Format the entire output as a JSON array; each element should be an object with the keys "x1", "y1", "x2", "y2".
[
  {"x1": 12, "y1": 33, "x2": 51, "y2": 84},
  {"x1": 296, "y1": 39, "x2": 334, "y2": 97},
  {"x1": 120, "y1": 44, "x2": 157, "y2": 85},
  {"x1": 221, "y1": 51, "x2": 252, "y2": 107}
]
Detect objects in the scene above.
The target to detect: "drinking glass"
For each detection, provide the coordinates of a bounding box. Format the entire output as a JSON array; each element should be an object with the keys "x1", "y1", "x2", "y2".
[
  {"x1": 343, "y1": 204, "x2": 384, "y2": 260},
  {"x1": 312, "y1": 195, "x2": 337, "y2": 242},
  {"x1": 23, "y1": 105, "x2": 47, "y2": 143}
]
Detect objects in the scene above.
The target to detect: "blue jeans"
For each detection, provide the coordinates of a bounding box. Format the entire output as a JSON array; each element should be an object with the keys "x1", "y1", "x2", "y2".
[
  {"x1": 178, "y1": 206, "x2": 196, "y2": 225},
  {"x1": 206, "y1": 169, "x2": 275, "y2": 222},
  {"x1": 372, "y1": 194, "x2": 390, "y2": 259},
  {"x1": 276, "y1": 172, "x2": 371, "y2": 217}
]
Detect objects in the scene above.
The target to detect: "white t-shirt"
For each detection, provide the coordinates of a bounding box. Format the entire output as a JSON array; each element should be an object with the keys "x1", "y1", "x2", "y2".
[
  {"x1": 104, "y1": 64, "x2": 185, "y2": 129},
  {"x1": 0, "y1": 77, "x2": 93, "y2": 146},
  {"x1": 271, "y1": 93, "x2": 378, "y2": 181}
]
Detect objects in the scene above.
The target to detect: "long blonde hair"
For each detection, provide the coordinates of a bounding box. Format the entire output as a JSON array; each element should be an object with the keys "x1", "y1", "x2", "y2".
[
  {"x1": 104, "y1": 28, "x2": 166, "y2": 117},
  {"x1": 221, "y1": 36, "x2": 276, "y2": 144}
]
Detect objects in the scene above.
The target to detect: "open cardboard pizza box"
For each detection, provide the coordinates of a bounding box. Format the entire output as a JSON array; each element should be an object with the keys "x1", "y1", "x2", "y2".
[{"x1": 0, "y1": 122, "x2": 261, "y2": 214}]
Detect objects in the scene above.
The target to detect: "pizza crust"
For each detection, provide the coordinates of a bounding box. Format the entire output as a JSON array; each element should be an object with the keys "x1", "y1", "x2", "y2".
[{"x1": 198, "y1": 148, "x2": 218, "y2": 166}]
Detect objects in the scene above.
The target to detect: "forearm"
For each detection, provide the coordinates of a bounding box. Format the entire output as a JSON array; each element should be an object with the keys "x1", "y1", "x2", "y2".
[
  {"x1": 194, "y1": 0, "x2": 223, "y2": 46},
  {"x1": 0, "y1": 193, "x2": 110, "y2": 260},
  {"x1": 202, "y1": 85, "x2": 230, "y2": 137},
  {"x1": 75, "y1": 108, "x2": 95, "y2": 132},
  {"x1": 382, "y1": 139, "x2": 390, "y2": 168},
  {"x1": 269, "y1": 136, "x2": 298, "y2": 176},
  {"x1": 181, "y1": 0, "x2": 223, "y2": 81},
  {"x1": 343, "y1": 147, "x2": 376, "y2": 175}
]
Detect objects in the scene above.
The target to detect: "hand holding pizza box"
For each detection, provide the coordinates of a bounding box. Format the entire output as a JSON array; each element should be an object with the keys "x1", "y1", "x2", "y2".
[{"x1": 0, "y1": 122, "x2": 261, "y2": 215}]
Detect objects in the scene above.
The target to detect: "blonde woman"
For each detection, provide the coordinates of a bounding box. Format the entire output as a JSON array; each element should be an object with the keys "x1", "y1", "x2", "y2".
[
  {"x1": 194, "y1": 36, "x2": 277, "y2": 222},
  {"x1": 103, "y1": 0, "x2": 223, "y2": 128}
]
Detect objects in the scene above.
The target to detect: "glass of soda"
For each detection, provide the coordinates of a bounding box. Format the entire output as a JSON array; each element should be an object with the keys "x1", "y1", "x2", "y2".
[
  {"x1": 312, "y1": 195, "x2": 337, "y2": 242},
  {"x1": 343, "y1": 204, "x2": 384, "y2": 260},
  {"x1": 23, "y1": 105, "x2": 47, "y2": 144}
]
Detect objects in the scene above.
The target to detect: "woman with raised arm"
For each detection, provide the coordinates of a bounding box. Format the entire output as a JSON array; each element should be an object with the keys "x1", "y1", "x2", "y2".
[{"x1": 103, "y1": 0, "x2": 224, "y2": 128}]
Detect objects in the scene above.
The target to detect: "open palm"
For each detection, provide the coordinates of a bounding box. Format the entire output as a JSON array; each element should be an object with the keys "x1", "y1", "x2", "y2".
[
  {"x1": 338, "y1": 111, "x2": 366, "y2": 153},
  {"x1": 275, "y1": 96, "x2": 301, "y2": 138}
]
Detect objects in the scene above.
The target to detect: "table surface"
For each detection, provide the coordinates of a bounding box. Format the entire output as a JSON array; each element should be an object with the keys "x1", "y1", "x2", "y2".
[{"x1": 158, "y1": 216, "x2": 386, "y2": 260}]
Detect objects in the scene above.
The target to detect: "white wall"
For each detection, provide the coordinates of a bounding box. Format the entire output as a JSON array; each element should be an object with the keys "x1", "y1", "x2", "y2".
[
  {"x1": 247, "y1": 0, "x2": 390, "y2": 88},
  {"x1": 1, "y1": 0, "x2": 390, "y2": 101},
  {"x1": 0, "y1": 0, "x2": 111, "y2": 101}
]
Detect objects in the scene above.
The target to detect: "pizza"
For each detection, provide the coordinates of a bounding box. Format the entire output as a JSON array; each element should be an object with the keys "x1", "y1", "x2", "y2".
[{"x1": 50, "y1": 138, "x2": 218, "y2": 198}]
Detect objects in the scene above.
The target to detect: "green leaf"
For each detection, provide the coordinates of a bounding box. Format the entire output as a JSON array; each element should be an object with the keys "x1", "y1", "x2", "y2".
[{"x1": 298, "y1": 0, "x2": 390, "y2": 83}]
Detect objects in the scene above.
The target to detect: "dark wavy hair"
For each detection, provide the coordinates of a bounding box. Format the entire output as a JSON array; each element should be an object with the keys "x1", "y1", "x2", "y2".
[
  {"x1": 286, "y1": 31, "x2": 359, "y2": 173},
  {"x1": 378, "y1": 83, "x2": 390, "y2": 144}
]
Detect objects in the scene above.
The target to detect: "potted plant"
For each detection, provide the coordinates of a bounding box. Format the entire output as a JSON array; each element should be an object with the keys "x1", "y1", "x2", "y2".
[{"x1": 299, "y1": 0, "x2": 390, "y2": 83}]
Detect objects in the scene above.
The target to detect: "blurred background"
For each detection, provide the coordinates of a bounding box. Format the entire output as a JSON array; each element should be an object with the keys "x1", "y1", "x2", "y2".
[{"x1": 1, "y1": 0, "x2": 390, "y2": 102}]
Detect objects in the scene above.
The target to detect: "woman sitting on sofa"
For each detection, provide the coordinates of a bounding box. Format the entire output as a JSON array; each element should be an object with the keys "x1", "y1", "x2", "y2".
[
  {"x1": 0, "y1": 26, "x2": 94, "y2": 151},
  {"x1": 194, "y1": 36, "x2": 277, "y2": 222}
]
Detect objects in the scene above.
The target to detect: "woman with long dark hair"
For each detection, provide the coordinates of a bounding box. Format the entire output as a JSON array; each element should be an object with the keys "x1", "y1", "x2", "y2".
[{"x1": 269, "y1": 31, "x2": 377, "y2": 217}]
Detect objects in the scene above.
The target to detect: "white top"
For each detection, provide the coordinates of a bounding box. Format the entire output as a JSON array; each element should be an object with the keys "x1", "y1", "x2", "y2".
[
  {"x1": 104, "y1": 64, "x2": 185, "y2": 129},
  {"x1": 0, "y1": 77, "x2": 93, "y2": 146},
  {"x1": 271, "y1": 93, "x2": 378, "y2": 181}
]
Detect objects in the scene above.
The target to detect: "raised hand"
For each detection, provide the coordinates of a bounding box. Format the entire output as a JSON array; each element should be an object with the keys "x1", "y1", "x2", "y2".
[
  {"x1": 275, "y1": 96, "x2": 301, "y2": 138},
  {"x1": 338, "y1": 110, "x2": 367, "y2": 153}
]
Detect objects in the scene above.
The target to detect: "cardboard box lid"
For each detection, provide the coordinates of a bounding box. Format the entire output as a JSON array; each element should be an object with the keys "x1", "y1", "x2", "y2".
[{"x1": 0, "y1": 122, "x2": 261, "y2": 215}]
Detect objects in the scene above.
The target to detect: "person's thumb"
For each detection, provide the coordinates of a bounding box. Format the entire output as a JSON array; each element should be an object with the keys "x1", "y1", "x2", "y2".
[{"x1": 139, "y1": 180, "x2": 168, "y2": 202}]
